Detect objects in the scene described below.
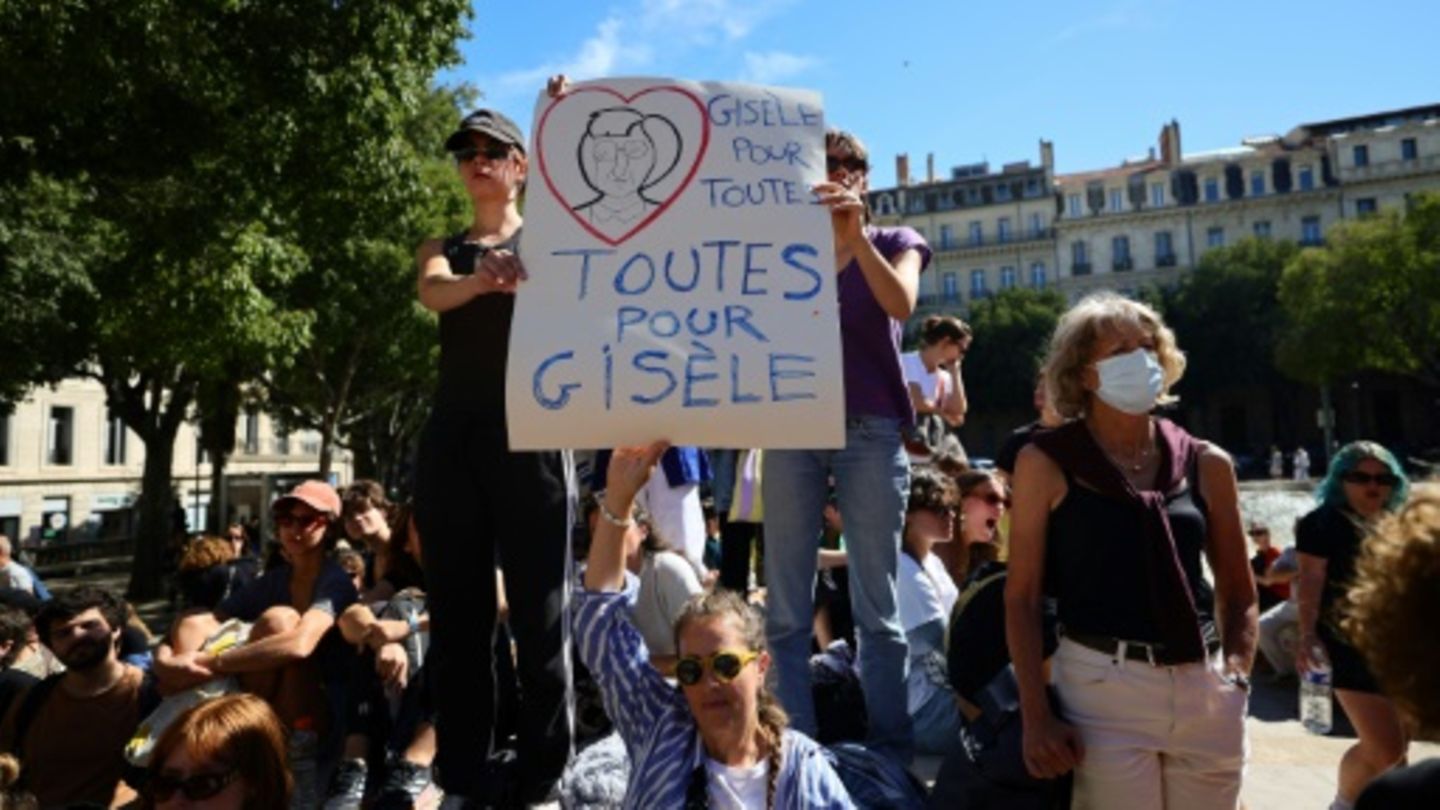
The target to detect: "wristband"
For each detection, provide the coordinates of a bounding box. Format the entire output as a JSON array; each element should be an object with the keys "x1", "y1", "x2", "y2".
[{"x1": 594, "y1": 492, "x2": 634, "y2": 528}]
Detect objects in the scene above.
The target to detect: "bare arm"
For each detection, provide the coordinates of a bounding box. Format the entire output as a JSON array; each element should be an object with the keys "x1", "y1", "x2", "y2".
[
  {"x1": 584, "y1": 443, "x2": 670, "y2": 593},
  {"x1": 207, "y1": 608, "x2": 335, "y2": 673},
  {"x1": 1295, "y1": 552, "x2": 1329, "y2": 672},
  {"x1": 817, "y1": 548, "x2": 849, "y2": 570},
  {"x1": 853, "y1": 240, "x2": 922, "y2": 321},
  {"x1": 1005, "y1": 445, "x2": 1083, "y2": 778},
  {"x1": 415, "y1": 238, "x2": 526, "y2": 313},
  {"x1": 938, "y1": 365, "x2": 967, "y2": 426},
  {"x1": 1197, "y1": 446, "x2": 1258, "y2": 677}
]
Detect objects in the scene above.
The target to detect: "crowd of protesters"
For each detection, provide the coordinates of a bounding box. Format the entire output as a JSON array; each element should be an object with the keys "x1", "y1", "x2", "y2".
[{"x1": 0, "y1": 86, "x2": 1436, "y2": 810}]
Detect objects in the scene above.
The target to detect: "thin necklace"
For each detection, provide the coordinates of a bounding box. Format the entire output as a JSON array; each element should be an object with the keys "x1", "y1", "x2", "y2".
[{"x1": 1094, "y1": 425, "x2": 1155, "y2": 473}]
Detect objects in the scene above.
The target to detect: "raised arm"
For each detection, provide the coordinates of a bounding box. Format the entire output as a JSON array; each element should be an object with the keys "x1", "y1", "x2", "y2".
[
  {"x1": 584, "y1": 442, "x2": 671, "y2": 592},
  {"x1": 938, "y1": 364, "x2": 968, "y2": 426}
]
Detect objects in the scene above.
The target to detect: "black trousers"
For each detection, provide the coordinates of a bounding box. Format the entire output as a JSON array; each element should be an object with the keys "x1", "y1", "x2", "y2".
[
  {"x1": 415, "y1": 408, "x2": 572, "y2": 799},
  {"x1": 717, "y1": 515, "x2": 761, "y2": 592}
]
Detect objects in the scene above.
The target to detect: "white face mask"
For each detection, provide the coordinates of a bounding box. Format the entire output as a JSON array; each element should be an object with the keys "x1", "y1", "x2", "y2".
[{"x1": 1094, "y1": 348, "x2": 1164, "y2": 415}]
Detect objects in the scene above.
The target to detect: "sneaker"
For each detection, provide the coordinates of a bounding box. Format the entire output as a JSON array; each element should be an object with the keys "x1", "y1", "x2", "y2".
[
  {"x1": 372, "y1": 760, "x2": 437, "y2": 810},
  {"x1": 322, "y1": 758, "x2": 368, "y2": 810}
]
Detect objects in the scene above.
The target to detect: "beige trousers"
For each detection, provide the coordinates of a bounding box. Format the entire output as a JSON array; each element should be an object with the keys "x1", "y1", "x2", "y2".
[{"x1": 1053, "y1": 637, "x2": 1249, "y2": 810}]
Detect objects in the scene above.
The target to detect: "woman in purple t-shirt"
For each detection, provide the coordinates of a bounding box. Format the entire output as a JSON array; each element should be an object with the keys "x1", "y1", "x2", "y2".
[{"x1": 761, "y1": 128, "x2": 932, "y2": 762}]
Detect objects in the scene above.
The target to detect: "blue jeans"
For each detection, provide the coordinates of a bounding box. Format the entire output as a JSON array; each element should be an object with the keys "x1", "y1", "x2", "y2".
[{"x1": 762, "y1": 415, "x2": 913, "y2": 761}]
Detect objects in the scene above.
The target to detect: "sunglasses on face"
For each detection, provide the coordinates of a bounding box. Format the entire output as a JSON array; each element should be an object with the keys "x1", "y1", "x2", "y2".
[
  {"x1": 451, "y1": 142, "x2": 513, "y2": 165},
  {"x1": 825, "y1": 155, "x2": 868, "y2": 175},
  {"x1": 675, "y1": 649, "x2": 759, "y2": 687},
  {"x1": 148, "y1": 769, "x2": 238, "y2": 802},
  {"x1": 1342, "y1": 471, "x2": 1399, "y2": 488},
  {"x1": 968, "y1": 493, "x2": 1011, "y2": 508},
  {"x1": 927, "y1": 506, "x2": 957, "y2": 520},
  {"x1": 274, "y1": 511, "x2": 326, "y2": 530}
]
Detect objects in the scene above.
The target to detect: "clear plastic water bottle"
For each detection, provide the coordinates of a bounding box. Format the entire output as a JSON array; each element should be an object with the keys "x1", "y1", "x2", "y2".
[
  {"x1": 1300, "y1": 645, "x2": 1333, "y2": 735},
  {"x1": 289, "y1": 716, "x2": 321, "y2": 809}
]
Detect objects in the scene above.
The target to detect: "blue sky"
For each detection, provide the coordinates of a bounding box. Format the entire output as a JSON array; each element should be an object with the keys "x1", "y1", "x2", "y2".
[{"x1": 437, "y1": 0, "x2": 1439, "y2": 186}]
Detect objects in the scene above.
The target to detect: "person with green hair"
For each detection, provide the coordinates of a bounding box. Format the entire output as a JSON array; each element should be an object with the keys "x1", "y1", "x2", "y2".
[{"x1": 1295, "y1": 440, "x2": 1412, "y2": 810}]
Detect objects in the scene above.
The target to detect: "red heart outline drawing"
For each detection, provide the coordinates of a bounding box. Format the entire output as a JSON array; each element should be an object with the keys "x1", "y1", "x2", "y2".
[{"x1": 536, "y1": 84, "x2": 711, "y2": 247}]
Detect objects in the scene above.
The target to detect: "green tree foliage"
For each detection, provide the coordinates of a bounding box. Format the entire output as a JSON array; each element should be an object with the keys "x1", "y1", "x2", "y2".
[
  {"x1": 1278, "y1": 194, "x2": 1440, "y2": 388},
  {"x1": 962, "y1": 287, "x2": 1068, "y2": 414},
  {"x1": 0, "y1": 0, "x2": 471, "y2": 597}
]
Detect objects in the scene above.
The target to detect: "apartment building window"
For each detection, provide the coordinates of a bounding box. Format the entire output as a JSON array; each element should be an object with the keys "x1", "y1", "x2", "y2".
[
  {"x1": 0, "y1": 414, "x2": 9, "y2": 466},
  {"x1": 1204, "y1": 178, "x2": 1220, "y2": 202},
  {"x1": 968, "y1": 221, "x2": 983, "y2": 246},
  {"x1": 1353, "y1": 144, "x2": 1369, "y2": 168},
  {"x1": 942, "y1": 272, "x2": 959, "y2": 301},
  {"x1": 1150, "y1": 182, "x2": 1165, "y2": 207},
  {"x1": 243, "y1": 412, "x2": 260, "y2": 455},
  {"x1": 970, "y1": 269, "x2": 988, "y2": 298},
  {"x1": 1401, "y1": 138, "x2": 1418, "y2": 161},
  {"x1": 1356, "y1": 197, "x2": 1378, "y2": 216},
  {"x1": 1298, "y1": 165, "x2": 1315, "y2": 191},
  {"x1": 1155, "y1": 231, "x2": 1175, "y2": 265},
  {"x1": 1109, "y1": 188, "x2": 1124, "y2": 213},
  {"x1": 1250, "y1": 171, "x2": 1266, "y2": 197},
  {"x1": 1029, "y1": 262, "x2": 1047, "y2": 288},
  {"x1": 1112, "y1": 236, "x2": 1132, "y2": 271},
  {"x1": 997, "y1": 217, "x2": 1012, "y2": 243},
  {"x1": 1067, "y1": 194, "x2": 1082, "y2": 217},
  {"x1": 1207, "y1": 227, "x2": 1225, "y2": 248},
  {"x1": 104, "y1": 414, "x2": 128, "y2": 466},
  {"x1": 1253, "y1": 220, "x2": 1272, "y2": 239},
  {"x1": 48, "y1": 406, "x2": 74, "y2": 465},
  {"x1": 1028, "y1": 212, "x2": 1044, "y2": 237},
  {"x1": 273, "y1": 428, "x2": 291, "y2": 456},
  {"x1": 1000, "y1": 266, "x2": 1017, "y2": 289},
  {"x1": 1301, "y1": 216, "x2": 1323, "y2": 245},
  {"x1": 939, "y1": 224, "x2": 954, "y2": 250},
  {"x1": 1071, "y1": 241, "x2": 1091, "y2": 275},
  {"x1": 995, "y1": 183, "x2": 1012, "y2": 202}
]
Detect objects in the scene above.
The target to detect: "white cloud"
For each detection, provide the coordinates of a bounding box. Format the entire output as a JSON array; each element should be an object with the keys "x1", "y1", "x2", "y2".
[
  {"x1": 490, "y1": 16, "x2": 653, "y2": 97},
  {"x1": 740, "y1": 50, "x2": 820, "y2": 84}
]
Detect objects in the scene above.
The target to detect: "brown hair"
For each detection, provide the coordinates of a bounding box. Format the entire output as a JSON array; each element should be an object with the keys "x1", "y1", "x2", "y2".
[
  {"x1": 1343, "y1": 483, "x2": 1440, "y2": 736},
  {"x1": 918, "y1": 314, "x2": 972, "y2": 347},
  {"x1": 1041, "y1": 292, "x2": 1186, "y2": 419},
  {"x1": 0, "y1": 753, "x2": 37, "y2": 809},
  {"x1": 906, "y1": 465, "x2": 960, "y2": 516},
  {"x1": 144, "y1": 694, "x2": 291, "y2": 809},
  {"x1": 825, "y1": 128, "x2": 872, "y2": 225},
  {"x1": 342, "y1": 480, "x2": 391, "y2": 521},
  {"x1": 178, "y1": 536, "x2": 235, "y2": 573},
  {"x1": 674, "y1": 590, "x2": 787, "y2": 809}
]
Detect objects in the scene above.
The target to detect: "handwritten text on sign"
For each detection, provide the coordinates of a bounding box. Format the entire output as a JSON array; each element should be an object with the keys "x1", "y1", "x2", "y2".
[{"x1": 507, "y1": 78, "x2": 843, "y2": 449}]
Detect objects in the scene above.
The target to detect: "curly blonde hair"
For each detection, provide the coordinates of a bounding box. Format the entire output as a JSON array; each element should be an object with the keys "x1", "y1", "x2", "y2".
[
  {"x1": 1342, "y1": 483, "x2": 1440, "y2": 736},
  {"x1": 1041, "y1": 292, "x2": 1186, "y2": 418},
  {"x1": 178, "y1": 536, "x2": 235, "y2": 573}
]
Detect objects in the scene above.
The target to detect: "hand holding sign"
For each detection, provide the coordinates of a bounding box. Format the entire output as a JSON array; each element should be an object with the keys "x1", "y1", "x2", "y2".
[{"x1": 507, "y1": 78, "x2": 844, "y2": 450}]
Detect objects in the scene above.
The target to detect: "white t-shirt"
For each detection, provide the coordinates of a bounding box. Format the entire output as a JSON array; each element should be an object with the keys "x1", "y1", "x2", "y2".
[
  {"x1": 897, "y1": 551, "x2": 959, "y2": 633},
  {"x1": 705, "y1": 756, "x2": 769, "y2": 809},
  {"x1": 901, "y1": 351, "x2": 950, "y2": 406},
  {"x1": 630, "y1": 550, "x2": 704, "y2": 657}
]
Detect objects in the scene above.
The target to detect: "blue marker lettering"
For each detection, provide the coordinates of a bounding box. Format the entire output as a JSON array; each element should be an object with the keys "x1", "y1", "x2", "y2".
[
  {"x1": 617, "y1": 306, "x2": 647, "y2": 342},
  {"x1": 781, "y1": 243, "x2": 822, "y2": 301},
  {"x1": 742, "y1": 242, "x2": 772, "y2": 296},
  {"x1": 769, "y1": 353, "x2": 817, "y2": 402},
  {"x1": 603, "y1": 343, "x2": 614, "y2": 411},
  {"x1": 614, "y1": 251, "x2": 656, "y2": 295},
  {"x1": 686, "y1": 307, "x2": 719, "y2": 337},
  {"x1": 552, "y1": 248, "x2": 615, "y2": 300},
  {"x1": 649, "y1": 310, "x2": 681, "y2": 339},
  {"x1": 683, "y1": 341, "x2": 720, "y2": 408},
  {"x1": 702, "y1": 240, "x2": 741, "y2": 292},
  {"x1": 533, "y1": 351, "x2": 580, "y2": 410},
  {"x1": 725, "y1": 304, "x2": 769, "y2": 343},
  {"x1": 663, "y1": 248, "x2": 702, "y2": 292},
  {"x1": 631, "y1": 351, "x2": 677, "y2": 405},
  {"x1": 730, "y1": 354, "x2": 761, "y2": 404}
]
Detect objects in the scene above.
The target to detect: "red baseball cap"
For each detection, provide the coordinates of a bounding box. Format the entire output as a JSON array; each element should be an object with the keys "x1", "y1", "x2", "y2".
[{"x1": 273, "y1": 480, "x2": 342, "y2": 519}]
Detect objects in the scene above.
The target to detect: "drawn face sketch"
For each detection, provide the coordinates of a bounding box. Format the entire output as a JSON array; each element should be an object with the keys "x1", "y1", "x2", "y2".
[{"x1": 576, "y1": 107, "x2": 682, "y2": 227}]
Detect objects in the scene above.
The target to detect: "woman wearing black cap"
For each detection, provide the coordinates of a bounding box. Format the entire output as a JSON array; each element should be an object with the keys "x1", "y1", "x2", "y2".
[{"x1": 413, "y1": 106, "x2": 573, "y2": 806}]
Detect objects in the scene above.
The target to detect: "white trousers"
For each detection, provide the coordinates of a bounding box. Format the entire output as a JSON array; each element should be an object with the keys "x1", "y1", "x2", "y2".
[
  {"x1": 1053, "y1": 638, "x2": 1249, "y2": 810},
  {"x1": 637, "y1": 477, "x2": 707, "y2": 577},
  {"x1": 1256, "y1": 599, "x2": 1299, "y2": 676}
]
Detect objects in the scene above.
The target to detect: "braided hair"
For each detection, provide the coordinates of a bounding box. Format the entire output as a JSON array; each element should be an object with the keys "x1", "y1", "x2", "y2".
[{"x1": 675, "y1": 589, "x2": 789, "y2": 808}]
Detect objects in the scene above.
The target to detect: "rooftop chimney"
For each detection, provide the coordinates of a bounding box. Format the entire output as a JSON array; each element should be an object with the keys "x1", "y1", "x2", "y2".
[
  {"x1": 896, "y1": 153, "x2": 911, "y2": 187},
  {"x1": 926, "y1": 152, "x2": 935, "y2": 184},
  {"x1": 1039, "y1": 139, "x2": 1055, "y2": 176},
  {"x1": 1159, "y1": 119, "x2": 1182, "y2": 165}
]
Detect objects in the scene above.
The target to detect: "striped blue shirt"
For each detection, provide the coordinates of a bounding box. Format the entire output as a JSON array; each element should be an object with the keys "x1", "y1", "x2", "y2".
[{"x1": 573, "y1": 577, "x2": 855, "y2": 809}]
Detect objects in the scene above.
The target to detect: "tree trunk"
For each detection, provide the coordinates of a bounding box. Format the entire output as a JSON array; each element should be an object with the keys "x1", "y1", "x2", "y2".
[
  {"x1": 207, "y1": 449, "x2": 230, "y2": 533},
  {"x1": 128, "y1": 427, "x2": 179, "y2": 601}
]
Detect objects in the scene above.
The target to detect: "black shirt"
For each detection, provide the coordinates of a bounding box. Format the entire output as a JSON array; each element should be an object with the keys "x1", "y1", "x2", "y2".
[
  {"x1": 995, "y1": 421, "x2": 1044, "y2": 476},
  {"x1": 1295, "y1": 503, "x2": 1363, "y2": 627},
  {"x1": 1356, "y1": 759, "x2": 1440, "y2": 810},
  {"x1": 947, "y1": 562, "x2": 1058, "y2": 701},
  {"x1": 434, "y1": 231, "x2": 521, "y2": 418}
]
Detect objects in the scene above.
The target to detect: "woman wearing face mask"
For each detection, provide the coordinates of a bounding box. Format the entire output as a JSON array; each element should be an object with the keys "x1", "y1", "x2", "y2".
[
  {"x1": 576, "y1": 443, "x2": 853, "y2": 808},
  {"x1": 1295, "y1": 442, "x2": 1411, "y2": 810},
  {"x1": 1005, "y1": 292, "x2": 1256, "y2": 809}
]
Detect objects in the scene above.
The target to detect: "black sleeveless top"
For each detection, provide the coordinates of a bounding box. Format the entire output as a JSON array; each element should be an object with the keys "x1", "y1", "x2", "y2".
[
  {"x1": 434, "y1": 231, "x2": 521, "y2": 418},
  {"x1": 1045, "y1": 470, "x2": 1217, "y2": 645}
]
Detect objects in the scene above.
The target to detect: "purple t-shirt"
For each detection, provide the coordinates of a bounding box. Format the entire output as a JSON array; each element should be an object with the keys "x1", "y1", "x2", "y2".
[{"x1": 837, "y1": 226, "x2": 932, "y2": 423}]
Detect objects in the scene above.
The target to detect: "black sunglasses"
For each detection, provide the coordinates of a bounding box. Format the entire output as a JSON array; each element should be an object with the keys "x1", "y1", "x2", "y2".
[
  {"x1": 968, "y1": 493, "x2": 1011, "y2": 508},
  {"x1": 148, "y1": 769, "x2": 238, "y2": 802},
  {"x1": 825, "y1": 154, "x2": 868, "y2": 175},
  {"x1": 675, "y1": 649, "x2": 758, "y2": 687},
  {"x1": 1342, "y1": 471, "x2": 1399, "y2": 487},
  {"x1": 452, "y1": 142, "x2": 513, "y2": 164}
]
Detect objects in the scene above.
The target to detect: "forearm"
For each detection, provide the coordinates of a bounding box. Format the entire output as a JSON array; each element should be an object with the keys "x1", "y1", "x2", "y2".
[
  {"x1": 816, "y1": 549, "x2": 848, "y2": 570},
  {"x1": 1218, "y1": 590, "x2": 1259, "y2": 669},
  {"x1": 583, "y1": 494, "x2": 633, "y2": 592},
  {"x1": 852, "y1": 239, "x2": 917, "y2": 321},
  {"x1": 217, "y1": 630, "x2": 311, "y2": 671},
  {"x1": 1005, "y1": 598, "x2": 1053, "y2": 723},
  {"x1": 418, "y1": 273, "x2": 481, "y2": 313},
  {"x1": 1296, "y1": 576, "x2": 1323, "y2": 635},
  {"x1": 941, "y1": 373, "x2": 967, "y2": 425},
  {"x1": 339, "y1": 604, "x2": 377, "y2": 645}
]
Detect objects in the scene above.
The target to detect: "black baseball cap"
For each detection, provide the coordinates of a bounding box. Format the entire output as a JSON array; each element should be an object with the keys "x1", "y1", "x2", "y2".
[{"x1": 444, "y1": 109, "x2": 526, "y2": 154}]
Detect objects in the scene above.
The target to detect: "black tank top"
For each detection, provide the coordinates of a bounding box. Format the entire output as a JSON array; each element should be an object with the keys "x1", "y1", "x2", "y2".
[
  {"x1": 434, "y1": 231, "x2": 521, "y2": 418},
  {"x1": 1046, "y1": 470, "x2": 1216, "y2": 645}
]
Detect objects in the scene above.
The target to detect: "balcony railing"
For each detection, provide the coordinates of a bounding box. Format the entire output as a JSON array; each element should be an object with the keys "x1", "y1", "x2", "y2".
[
  {"x1": 1156, "y1": 253, "x2": 1178, "y2": 268},
  {"x1": 1072, "y1": 262, "x2": 1093, "y2": 276},
  {"x1": 1113, "y1": 257, "x2": 1134, "y2": 272}
]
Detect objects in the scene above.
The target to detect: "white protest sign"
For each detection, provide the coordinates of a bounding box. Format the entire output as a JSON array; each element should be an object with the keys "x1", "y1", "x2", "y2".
[{"x1": 506, "y1": 77, "x2": 844, "y2": 449}]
